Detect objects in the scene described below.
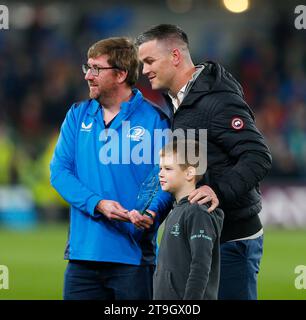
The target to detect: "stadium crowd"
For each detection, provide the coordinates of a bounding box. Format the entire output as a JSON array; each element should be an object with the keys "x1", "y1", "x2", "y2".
[{"x1": 0, "y1": 5, "x2": 305, "y2": 217}]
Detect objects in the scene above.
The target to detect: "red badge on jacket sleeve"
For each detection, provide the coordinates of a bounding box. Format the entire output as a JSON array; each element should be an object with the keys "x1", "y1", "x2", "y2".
[{"x1": 231, "y1": 117, "x2": 244, "y2": 130}]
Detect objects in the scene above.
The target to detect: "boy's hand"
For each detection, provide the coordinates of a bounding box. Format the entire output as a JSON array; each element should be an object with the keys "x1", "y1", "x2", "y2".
[
  {"x1": 188, "y1": 185, "x2": 219, "y2": 213},
  {"x1": 128, "y1": 209, "x2": 156, "y2": 229}
]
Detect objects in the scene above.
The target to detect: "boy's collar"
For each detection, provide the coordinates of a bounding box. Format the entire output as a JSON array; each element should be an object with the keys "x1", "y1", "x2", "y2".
[{"x1": 174, "y1": 195, "x2": 190, "y2": 207}]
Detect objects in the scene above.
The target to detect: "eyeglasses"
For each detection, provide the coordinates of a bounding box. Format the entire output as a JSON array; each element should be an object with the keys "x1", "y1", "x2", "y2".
[{"x1": 82, "y1": 63, "x2": 119, "y2": 76}]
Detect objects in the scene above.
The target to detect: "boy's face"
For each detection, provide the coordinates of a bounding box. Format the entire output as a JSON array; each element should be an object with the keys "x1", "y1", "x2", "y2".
[{"x1": 159, "y1": 154, "x2": 189, "y2": 194}]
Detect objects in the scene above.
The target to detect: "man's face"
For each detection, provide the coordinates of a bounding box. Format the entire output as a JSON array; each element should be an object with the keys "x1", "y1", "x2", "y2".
[
  {"x1": 84, "y1": 55, "x2": 118, "y2": 100},
  {"x1": 159, "y1": 154, "x2": 187, "y2": 194},
  {"x1": 138, "y1": 40, "x2": 175, "y2": 90}
]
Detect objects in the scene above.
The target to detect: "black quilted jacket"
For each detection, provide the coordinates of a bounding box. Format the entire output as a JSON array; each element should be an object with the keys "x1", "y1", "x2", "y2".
[{"x1": 163, "y1": 61, "x2": 272, "y2": 242}]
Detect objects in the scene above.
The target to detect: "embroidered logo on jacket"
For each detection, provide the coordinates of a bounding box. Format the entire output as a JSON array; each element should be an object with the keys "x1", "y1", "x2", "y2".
[
  {"x1": 190, "y1": 229, "x2": 212, "y2": 241},
  {"x1": 170, "y1": 223, "x2": 180, "y2": 237},
  {"x1": 81, "y1": 122, "x2": 93, "y2": 132},
  {"x1": 127, "y1": 126, "x2": 145, "y2": 141},
  {"x1": 231, "y1": 117, "x2": 244, "y2": 130}
]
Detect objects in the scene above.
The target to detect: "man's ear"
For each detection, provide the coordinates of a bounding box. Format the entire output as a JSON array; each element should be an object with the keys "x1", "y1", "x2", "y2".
[
  {"x1": 171, "y1": 48, "x2": 181, "y2": 67},
  {"x1": 116, "y1": 70, "x2": 128, "y2": 84}
]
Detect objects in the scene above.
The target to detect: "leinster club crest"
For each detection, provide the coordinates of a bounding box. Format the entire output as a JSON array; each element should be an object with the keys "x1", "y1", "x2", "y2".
[
  {"x1": 127, "y1": 126, "x2": 145, "y2": 141},
  {"x1": 170, "y1": 223, "x2": 180, "y2": 237}
]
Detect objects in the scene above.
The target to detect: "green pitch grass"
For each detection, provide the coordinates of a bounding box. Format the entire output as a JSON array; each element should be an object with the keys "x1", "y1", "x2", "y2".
[
  {"x1": 0, "y1": 223, "x2": 305, "y2": 300},
  {"x1": 257, "y1": 228, "x2": 306, "y2": 300},
  {"x1": 0, "y1": 223, "x2": 68, "y2": 300}
]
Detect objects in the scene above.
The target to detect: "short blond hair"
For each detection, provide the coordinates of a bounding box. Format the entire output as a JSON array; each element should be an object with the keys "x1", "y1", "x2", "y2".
[{"x1": 160, "y1": 139, "x2": 206, "y2": 183}]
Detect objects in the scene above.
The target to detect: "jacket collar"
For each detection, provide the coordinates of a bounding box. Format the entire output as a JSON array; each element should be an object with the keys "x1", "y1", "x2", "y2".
[
  {"x1": 162, "y1": 64, "x2": 207, "y2": 115},
  {"x1": 162, "y1": 93, "x2": 175, "y2": 119},
  {"x1": 173, "y1": 195, "x2": 190, "y2": 207},
  {"x1": 179, "y1": 62, "x2": 213, "y2": 106},
  {"x1": 86, "y1": 88, "x2": 143, "y2": 118}
]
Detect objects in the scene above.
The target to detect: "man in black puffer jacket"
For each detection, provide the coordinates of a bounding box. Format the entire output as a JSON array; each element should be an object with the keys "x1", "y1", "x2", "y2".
[{"x1": 137, "y1": 24, "x2": 272, "y2": 300}]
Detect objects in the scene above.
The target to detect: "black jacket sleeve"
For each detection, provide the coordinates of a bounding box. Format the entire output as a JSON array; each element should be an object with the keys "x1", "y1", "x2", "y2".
[
  {"x1": 208, "y1": 100, "x2": 272, "y2": 205},
  {"x1": 183, "y1": 206, "x2": 217, "y2": 300}
]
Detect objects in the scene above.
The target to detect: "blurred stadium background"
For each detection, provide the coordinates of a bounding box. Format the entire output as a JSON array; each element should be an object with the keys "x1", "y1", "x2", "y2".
[{"x1": 0, "y1": 0, "x2": 305, "y2": 300}]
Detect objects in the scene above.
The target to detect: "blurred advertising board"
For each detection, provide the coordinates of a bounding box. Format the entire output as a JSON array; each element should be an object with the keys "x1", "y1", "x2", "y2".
[{"x1": 260, "y1": 184, "x2": 306, "y2": 227}]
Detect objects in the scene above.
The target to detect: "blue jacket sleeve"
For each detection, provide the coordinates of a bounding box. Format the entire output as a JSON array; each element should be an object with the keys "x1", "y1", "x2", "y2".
[
  {"x1": 50, "y1": 105, "x2": 102, "y2": 217},
  {"x1": 148, "y1": 185, "x2": 174, "y2": 224},
  {"x1": 147, "y1": 114, "x2": 173, "y2": 223}
]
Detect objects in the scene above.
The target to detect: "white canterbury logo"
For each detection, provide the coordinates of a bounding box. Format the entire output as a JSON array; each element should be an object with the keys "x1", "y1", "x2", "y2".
[{"x1": 81, "y1": 122, "x2": 93, "y2": 132}]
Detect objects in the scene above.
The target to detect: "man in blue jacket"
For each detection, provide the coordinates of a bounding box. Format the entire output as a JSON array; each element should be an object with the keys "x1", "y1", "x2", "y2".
[{"x1": 50, "y1": 37, "x2": 173, "y2": 300}]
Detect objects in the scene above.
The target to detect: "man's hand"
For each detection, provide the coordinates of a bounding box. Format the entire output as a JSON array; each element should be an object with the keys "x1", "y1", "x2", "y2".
[
  {"x1": 188, "y1": 185, "x2": 219, "y2": 213},
  {"x1": 128, "y1": 209, "x2": 156, "y2": 229},
  {"x1": 95, "y1": 200, "x2": 130, "y2": 222}
]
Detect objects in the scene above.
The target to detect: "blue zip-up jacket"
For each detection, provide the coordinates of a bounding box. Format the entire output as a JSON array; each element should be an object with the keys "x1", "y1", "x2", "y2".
[{"x1": 50, "y1": 89, "x2": 173, "y2": 265}]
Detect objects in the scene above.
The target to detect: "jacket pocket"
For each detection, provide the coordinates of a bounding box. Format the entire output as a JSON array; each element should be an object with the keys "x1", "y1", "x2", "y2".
[
  {"x1": 154, "y1": 269, "x2": 183, "y2": 300},
  {"x1": 165, "y1": 270, "x2": 183, "y2": 300}
]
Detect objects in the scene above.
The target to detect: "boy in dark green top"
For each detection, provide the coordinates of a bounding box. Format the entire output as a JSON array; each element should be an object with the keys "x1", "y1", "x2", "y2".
[{"x1": 154, "y1": 139, "x2": 224, "y2": 300}]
